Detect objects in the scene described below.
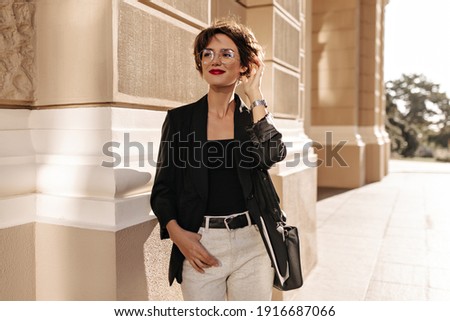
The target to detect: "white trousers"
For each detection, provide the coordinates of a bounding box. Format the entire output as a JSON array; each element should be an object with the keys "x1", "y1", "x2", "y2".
[{"x1": 181, "y1": 224, "x2": 274, "y2": 301}]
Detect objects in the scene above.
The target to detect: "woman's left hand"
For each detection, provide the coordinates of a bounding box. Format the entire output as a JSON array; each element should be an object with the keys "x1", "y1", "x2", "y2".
[{"x1": 241, "y1": 55, "x2": 265, "y2": 102}]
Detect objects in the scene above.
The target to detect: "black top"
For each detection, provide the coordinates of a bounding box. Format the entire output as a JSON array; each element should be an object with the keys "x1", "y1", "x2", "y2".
[{"x1": 205, "y1": 139, "x2": 247, "y2": 215}]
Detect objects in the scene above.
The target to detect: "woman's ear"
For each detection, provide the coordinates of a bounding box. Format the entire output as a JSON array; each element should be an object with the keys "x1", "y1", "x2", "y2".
[{"x1": 240, "y1": 65, "x2": 248, "y2": 74}]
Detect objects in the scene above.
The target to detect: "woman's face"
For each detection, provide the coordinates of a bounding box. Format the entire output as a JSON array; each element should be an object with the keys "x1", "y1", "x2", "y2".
[{"x1": 201, "y1": 33, "x2": 247, "y2": 88}]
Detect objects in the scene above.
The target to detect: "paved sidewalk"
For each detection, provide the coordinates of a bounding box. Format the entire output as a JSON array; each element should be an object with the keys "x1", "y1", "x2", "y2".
[{"x1": 287, "y1": 159, "x2": 450, "y2": 301}]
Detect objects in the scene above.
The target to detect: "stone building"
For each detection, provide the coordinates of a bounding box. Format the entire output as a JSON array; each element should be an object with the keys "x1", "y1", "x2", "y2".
[{"x1": 0, "y1": 0, "x2": 389, "y2": 300}]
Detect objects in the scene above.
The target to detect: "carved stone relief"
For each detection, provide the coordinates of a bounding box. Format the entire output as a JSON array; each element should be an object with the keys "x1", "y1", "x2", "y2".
[{"x1": 0, "y1": 0, "x2": 35, "y2": 102}]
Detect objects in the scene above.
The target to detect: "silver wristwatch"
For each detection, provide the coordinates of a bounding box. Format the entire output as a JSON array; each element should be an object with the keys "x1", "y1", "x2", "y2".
[{"x1": 250, "y1": 99, "x2": 268, "y2": 110}]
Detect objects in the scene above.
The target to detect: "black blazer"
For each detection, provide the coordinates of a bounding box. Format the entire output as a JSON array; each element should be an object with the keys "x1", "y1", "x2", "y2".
[{"x1": 150, "y1": 94, "x2": 286, "y2": 285}]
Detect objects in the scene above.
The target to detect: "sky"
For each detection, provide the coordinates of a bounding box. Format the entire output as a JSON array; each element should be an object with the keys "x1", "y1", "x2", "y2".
[{"x1": 384, "y1": 0, "x2": 450, "y2": 94}]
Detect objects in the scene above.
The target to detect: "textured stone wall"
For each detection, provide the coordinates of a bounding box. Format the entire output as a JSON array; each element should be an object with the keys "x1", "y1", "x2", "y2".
[
  {"x1": 0, "y1": 0, "x2": 34, "y2": 102},
  {"x1": 118, "y1": 1, "x2": 207, "y2": 105},
  {"x1": 274, "y1": 9, "x2": 300, "y2": 69},
  {"x1": 274, "y1": 67, "x2": 299, "y2": 116},
  {"x1": 153, "y1": 0, "x2": 209, "y2": 23},
  {"x1": 276, "y1": 0, "x2": 300, "y2": 20}
]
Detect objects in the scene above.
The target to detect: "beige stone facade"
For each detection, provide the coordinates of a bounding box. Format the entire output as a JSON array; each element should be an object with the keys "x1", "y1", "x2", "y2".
[{"x1": 0, "y1": 0, "x2": 388, "y2": 300}]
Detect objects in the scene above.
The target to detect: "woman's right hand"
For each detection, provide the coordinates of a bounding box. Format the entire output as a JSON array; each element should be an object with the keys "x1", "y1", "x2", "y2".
[
  {"x1": 241, "y1": 55, "x2": 265, "y2": 103},
  {"x1": 166, "y1": 220, "x2": 219, "y2": 273}
]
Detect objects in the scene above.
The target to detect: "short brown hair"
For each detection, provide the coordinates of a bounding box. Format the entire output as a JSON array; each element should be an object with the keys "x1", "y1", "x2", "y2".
[{"x1": 193, "y1": 18, "x2": 263, "y2": 77}]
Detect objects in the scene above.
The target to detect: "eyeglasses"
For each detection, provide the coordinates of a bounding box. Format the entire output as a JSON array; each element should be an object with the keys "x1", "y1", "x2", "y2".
[{"x1": 199, "y1": 48, "x2": 237, "y2": 65}]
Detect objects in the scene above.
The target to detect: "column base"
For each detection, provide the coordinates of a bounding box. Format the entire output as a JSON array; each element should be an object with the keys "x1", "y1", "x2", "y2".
[
  {"x1": 316, "y1": 144, "x2": 366, "y2": 188},
  {"x1": 359, "y1": 126, "x2": 386, "y2": 183},
  {"x1": 35, "y1": 221, "x2": 152, "y2": 300},
  {"x1": 310, "y1": 126, "x2": 366, "y2": 188}
]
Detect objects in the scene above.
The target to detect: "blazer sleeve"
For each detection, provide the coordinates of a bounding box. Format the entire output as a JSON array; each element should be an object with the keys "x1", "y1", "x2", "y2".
[
  {"x1": 150, "y1": 111, "x2": 178, "y2": 239},
  {"x1": 245, "y1": 113, "x2": 287, "y2": 170}
]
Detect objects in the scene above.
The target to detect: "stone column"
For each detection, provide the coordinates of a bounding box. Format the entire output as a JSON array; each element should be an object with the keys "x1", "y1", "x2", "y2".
[
  {"x1": 309, "y1": 0, "x2": 366, "y2": 188},
  {"x1": 358, "y1": 0, "x2": 386, "y2": 183},
  {"x1": 29, "y1": 0, "x2": 151, "y2": 300},
  {"x1": 311, "y1": 0, "x2": 365, "y2": 188},
  {"x1": 379, "y1": 0, "x2": 391, "y2": 176},
  {"x1": 310, "y1": 0, "x2": 389, "y2": 187}
]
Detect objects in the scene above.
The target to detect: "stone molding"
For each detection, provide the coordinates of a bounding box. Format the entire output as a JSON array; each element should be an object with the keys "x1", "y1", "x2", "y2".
[
  {"x1": 0, "y1": 107, "x2": 159, "y2": 231},
  {"x1": 358, "y1": 125, "x2": 385, "y2": 145}
]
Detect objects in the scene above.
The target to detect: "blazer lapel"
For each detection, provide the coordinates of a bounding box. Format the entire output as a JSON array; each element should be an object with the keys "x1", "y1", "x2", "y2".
[{"x1": 189, "y1": 95, "x2": 209, "y2": 201}]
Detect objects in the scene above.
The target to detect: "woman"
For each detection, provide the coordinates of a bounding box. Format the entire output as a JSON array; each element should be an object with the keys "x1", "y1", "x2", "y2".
[{"x1": 150, "y1": 19, "x2": 286, "y2": 301}]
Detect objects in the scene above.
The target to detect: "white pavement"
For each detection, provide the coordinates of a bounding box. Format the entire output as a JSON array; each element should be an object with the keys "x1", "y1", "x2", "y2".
[{"x1": 287, "y1": 159, "x2": 450, "y2": 301}]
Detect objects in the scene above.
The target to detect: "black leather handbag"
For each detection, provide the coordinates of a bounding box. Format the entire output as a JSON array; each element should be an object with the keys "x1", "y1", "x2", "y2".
[
  {"x1": 272, "y1": 223, "x2": 303, "y2": 291},
  {"x1": 251, "y1": 168, "x2": 303, "y2": 291}
]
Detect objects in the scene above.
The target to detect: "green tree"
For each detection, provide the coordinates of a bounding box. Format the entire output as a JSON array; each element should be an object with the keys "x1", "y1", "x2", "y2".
[{"x1": 385, "y1": 74, "x2": 450, "y2": 157}]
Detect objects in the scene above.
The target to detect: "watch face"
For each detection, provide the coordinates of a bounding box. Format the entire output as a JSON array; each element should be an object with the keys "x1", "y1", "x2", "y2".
[{"x1": 251, "y1": 99, "x2": 267, "y2": 109}]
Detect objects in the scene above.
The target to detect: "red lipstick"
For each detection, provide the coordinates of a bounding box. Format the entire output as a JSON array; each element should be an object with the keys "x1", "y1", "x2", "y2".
[{"x1": 209, "y1": 69, "x2": 225, "y2": 75}]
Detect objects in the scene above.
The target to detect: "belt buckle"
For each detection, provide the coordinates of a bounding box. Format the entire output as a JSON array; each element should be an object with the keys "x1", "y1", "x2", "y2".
[
  {"x1": 224, "y1": 212, "x2": 243, "y2": 232},
  {"x1": 224, "y1": 216, "x2": 234, "y2": 232}
]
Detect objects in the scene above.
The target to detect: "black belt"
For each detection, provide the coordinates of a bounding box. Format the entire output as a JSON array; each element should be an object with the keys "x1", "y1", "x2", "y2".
[{"x1": 202, "y1": 212, "x2": 255, "y2": 230}]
